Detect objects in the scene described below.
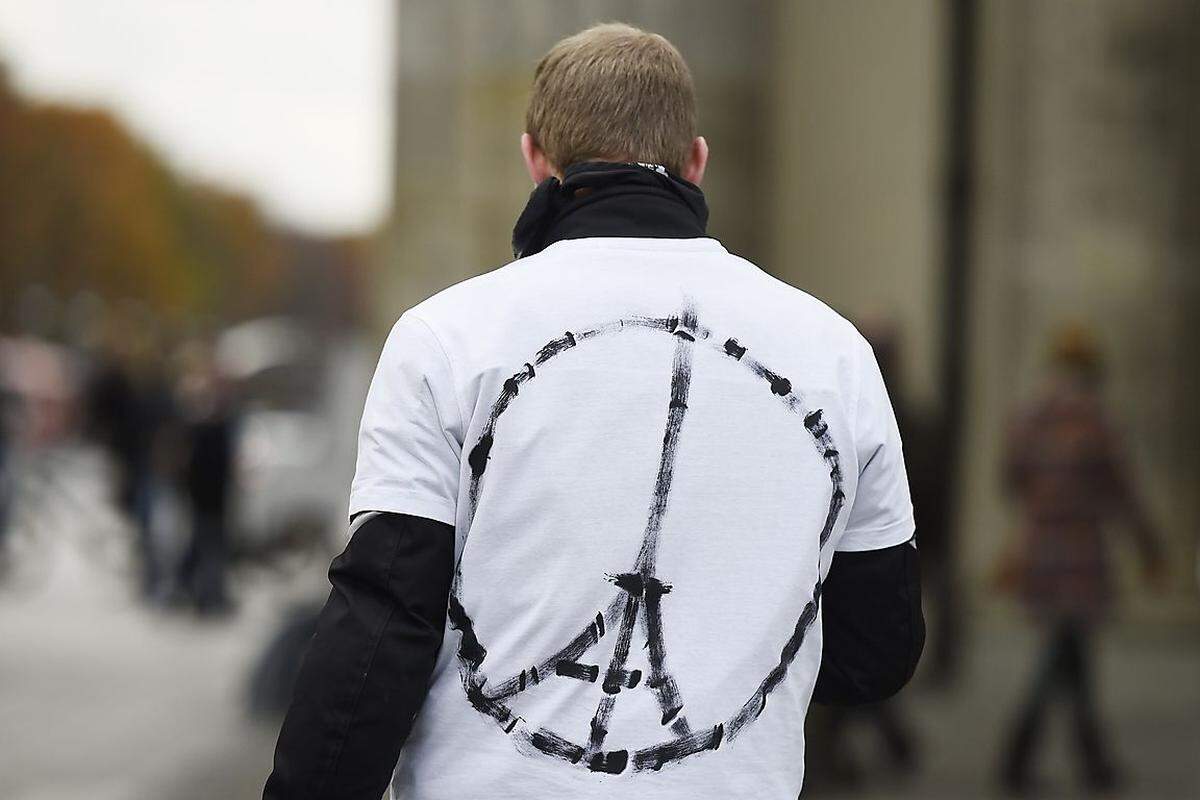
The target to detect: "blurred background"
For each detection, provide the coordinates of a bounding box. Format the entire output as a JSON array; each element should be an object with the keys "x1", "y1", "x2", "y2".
[{"x1": 0, "y1": 1, "x2": 1196, "y2": 798}]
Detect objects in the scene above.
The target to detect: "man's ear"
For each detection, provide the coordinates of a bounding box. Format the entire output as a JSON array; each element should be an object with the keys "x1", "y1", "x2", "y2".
[
  {"x1": 680, "y1": 136, "x2": 709, "y2": 186},
  {"x1": 521, "y1": 133, "x2": 557, "y2": 185}
]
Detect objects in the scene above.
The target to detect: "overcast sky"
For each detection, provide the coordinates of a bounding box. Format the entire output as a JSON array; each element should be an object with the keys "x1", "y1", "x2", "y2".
[{"x1": 0, "y1": 0, "x2": 394, "y2": 236}]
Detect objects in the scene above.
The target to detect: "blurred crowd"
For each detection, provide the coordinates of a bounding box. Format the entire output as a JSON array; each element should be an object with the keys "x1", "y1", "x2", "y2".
[{"x1": 0, "y1": 287, "x2": 346, "y2": 618}]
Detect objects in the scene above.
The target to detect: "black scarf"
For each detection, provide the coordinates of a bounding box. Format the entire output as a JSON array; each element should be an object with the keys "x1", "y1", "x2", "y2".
[{"x1": 511, "y1": 161, "x2": 709, "y2": 259}]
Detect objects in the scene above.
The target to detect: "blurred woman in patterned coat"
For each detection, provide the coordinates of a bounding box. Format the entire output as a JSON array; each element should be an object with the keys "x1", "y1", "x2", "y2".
[{"x1": 996, "y1": 324, "x2": 1165, "y2": 794}]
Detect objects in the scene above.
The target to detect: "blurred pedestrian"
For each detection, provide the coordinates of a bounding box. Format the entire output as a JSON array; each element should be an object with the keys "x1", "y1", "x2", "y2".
[
  {"x1": 83, "y1": 341, "x2": 178, "y2": 600},
  {"x1": 83, "y1": 351, "x2": 142, "y2": 518},
  {"x1": 996, "y1": 324, "x2": 1165, "y2": 794},
  {"x1": 860, "y1": 319, "x2": 961, "y2": 686},
  {"x1": 904, "y1": 407, "x2": 959, "y2": 687},
  {"x1": 82, "y1": 350, "x2": 153, "y2": 586},
  {"x1": 177, "y1": 342, "x2": 236, "y2": 617}
]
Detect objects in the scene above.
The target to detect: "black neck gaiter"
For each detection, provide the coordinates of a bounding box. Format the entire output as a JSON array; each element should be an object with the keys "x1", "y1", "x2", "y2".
[{"x1": 511, "y1": 161, "x2": 709, "y2": 259}]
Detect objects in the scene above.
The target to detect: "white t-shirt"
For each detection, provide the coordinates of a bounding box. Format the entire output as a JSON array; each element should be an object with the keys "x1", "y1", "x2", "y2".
[{"x1": 350, "y1": 236, "x2": 914, "y2": 800}]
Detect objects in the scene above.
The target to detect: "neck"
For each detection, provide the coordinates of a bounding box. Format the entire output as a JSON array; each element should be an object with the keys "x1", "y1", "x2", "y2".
[{"x1": 512, "y1": 161, "x2": 708, "y2": 258}]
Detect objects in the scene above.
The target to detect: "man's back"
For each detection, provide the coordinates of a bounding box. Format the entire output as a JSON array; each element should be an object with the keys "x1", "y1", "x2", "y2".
[{"x1": 353, "y1": 236, "x2": 913, "y2": 799}]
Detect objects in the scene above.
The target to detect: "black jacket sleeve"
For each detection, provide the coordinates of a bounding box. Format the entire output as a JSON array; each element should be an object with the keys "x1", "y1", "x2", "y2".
[
  {"x1": 263, "y1": 511, "x2": 454, "y2": 800},
  {"x1": 812, "y1": 537, "x2": 924, "y2": 706}
]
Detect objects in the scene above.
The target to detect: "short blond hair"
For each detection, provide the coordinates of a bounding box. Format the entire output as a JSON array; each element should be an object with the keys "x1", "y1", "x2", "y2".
[{"x1": 525, "y1": 23, "x2": 696, "y2": 175}]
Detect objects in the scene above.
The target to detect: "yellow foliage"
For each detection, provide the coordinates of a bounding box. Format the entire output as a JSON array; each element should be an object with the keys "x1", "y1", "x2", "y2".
[{"x1": 0, "y1": 68, "x2": 288, "y2": 326}]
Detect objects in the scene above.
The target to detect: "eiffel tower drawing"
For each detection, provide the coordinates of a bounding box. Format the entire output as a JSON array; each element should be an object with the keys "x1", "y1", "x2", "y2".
[{"x1": 448, "y1": 301, "x2": 845, "y2": 775}]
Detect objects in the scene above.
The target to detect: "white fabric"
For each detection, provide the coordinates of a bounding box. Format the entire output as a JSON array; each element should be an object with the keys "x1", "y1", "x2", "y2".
[{"x1": 349, "y1": 236, "x2": 914, "y2": 799}]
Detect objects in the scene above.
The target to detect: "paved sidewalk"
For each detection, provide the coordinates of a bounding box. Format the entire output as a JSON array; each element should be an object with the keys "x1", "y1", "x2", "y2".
[{"x1": 0, "y1": 504, "x2": 314, "y2": 800}]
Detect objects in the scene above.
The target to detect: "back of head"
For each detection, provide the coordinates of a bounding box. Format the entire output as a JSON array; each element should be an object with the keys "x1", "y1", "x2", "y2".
[
  {"x1": 526, "y1": 23, "x2": 696, "y2": 175},
  {"x1": 1048, "y1": 322, "x2": 1103, "y2": 386}
]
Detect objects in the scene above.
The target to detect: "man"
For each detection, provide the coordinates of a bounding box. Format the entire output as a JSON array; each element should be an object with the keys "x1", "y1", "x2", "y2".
[{"x1": 265, "y1": 23, "x2": 923, "y2": 800}]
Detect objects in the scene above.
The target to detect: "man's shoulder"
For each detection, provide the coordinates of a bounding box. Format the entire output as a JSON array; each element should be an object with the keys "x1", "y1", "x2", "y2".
[
  {"x1": 719, "y1": 250, "x2": 867, "y2": 348},
  {"x1": 386, "y1": 256, "x2": 535, "y2": 337}
]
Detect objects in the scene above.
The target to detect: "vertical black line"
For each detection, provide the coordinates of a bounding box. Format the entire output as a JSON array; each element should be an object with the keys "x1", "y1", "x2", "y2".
[
  {"x1": 634, "y1": 302, "x2": 698, "y2": 573},
  {"x1": 586, "y1": 595, "x2": 640, "y2": 754},
  {"x1": 642, "y1": 587, "x2": 688, "y2": 731}
]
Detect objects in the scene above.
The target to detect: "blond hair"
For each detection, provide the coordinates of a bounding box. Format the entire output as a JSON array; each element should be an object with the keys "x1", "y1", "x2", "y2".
[{"x1": 525, "y1": 23, "x2": 696, "y2": 175}]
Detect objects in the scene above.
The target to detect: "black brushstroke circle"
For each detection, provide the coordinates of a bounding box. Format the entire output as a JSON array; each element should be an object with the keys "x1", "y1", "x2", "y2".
[{"x1": 449, "y1": 309, "x2": 845, "y2": 775}]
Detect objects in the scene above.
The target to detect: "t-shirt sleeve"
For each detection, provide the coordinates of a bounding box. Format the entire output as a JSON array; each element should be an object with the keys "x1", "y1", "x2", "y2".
[
  {"x1": 348, "y1": 312, "x2": 463, "y2": 526},
  {"x1": 837, "y1": 336, "x2": 916, "y2": 552}
]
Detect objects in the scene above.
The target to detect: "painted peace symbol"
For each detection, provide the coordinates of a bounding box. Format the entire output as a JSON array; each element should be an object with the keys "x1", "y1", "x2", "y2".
[{"x1": 448, "y1": 300, "x2": 846, "y2": 775}]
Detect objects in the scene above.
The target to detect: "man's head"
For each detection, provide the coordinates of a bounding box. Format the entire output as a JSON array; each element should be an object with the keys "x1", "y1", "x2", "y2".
[{"x1": 521, "y1": 23, "x2": 708, "y2": 186}]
